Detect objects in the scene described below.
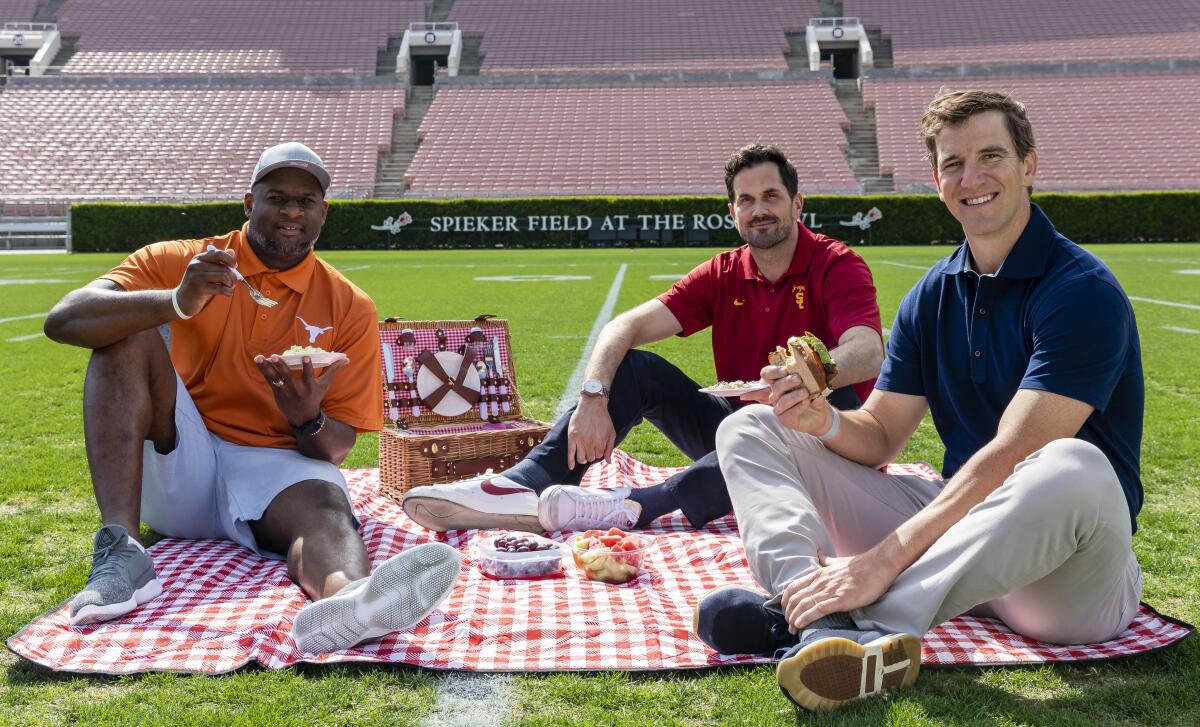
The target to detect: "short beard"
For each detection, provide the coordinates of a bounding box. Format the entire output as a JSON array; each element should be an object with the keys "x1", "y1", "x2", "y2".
[
  {"x1": 247, "y1": 225, "x2": 317, "y2": 264},
  {"x1": 740, "y1": 212, "x2": 793, "y2": 250}
]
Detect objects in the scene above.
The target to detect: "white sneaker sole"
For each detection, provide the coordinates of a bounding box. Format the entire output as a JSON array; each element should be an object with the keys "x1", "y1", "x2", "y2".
[
  {"x1": 403, "y1": 493, "x2": 542, "y2": 533},
  {"x1": 291, "y1": 542, "x2": 462, "y2": 654},
  {"x1": 69, "y1": 578, "x2": 164, "y2": 627}
]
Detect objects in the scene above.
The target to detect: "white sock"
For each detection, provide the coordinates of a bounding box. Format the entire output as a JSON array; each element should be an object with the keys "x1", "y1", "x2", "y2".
[{"x1": 126, "y1": 535, "x2": 146, "y2": 553}]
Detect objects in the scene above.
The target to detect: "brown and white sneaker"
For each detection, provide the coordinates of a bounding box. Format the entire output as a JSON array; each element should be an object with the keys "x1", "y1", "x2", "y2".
[{"x1": 775, "y1": 629, "x2": 921, "y2": 711}]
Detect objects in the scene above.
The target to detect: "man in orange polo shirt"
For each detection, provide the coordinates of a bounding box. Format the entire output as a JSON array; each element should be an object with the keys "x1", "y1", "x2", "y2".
[{"x1": 44, "y1": 142, "x2": 461, "y2": 654}]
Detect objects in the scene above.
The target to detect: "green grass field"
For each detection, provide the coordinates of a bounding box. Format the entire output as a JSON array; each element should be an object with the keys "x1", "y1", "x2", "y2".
[{"x1": 2, "y1": 243, "x2": 1198, "y2": 726}]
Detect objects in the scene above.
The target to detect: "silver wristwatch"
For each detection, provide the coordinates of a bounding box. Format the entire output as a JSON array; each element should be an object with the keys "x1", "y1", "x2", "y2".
[{"x1": 580, "y1": 378, "x2": 610, "y2": 398}]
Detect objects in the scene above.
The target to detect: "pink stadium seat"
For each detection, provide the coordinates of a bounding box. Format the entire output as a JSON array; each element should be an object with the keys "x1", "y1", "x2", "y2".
[
  {"x1": 404, "y1": 82, "x2": 858, "y2": 197},
  {"x1": 0, "y1": 0, "x2": 37, "y2": 22},
  {"x1": 865, "y1": 72, "x2": 1200, "y2": 192},
  {"x1": 0, "y1": 79, "x2": 405, "y2": 200},
  {"x1": 52, "y1": 0, "x2": 426, "y2": 75},
  {"x1": 449, "y1": 0, "x2": 822, "y2": 75},
  {"x1": 846, "y1": 0, "x2": 1200, "y2": 67}
]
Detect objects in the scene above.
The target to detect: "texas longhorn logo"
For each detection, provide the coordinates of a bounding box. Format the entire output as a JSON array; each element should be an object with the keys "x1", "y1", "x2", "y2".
[
  {"x1": 793, "y1": 284, "x2": 806, "y2": 311},
  {"x1": 297, "y1": 316, "x2": 333, "y2": 343}
]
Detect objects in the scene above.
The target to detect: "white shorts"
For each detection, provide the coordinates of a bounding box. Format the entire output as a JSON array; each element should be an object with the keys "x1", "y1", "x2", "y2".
[{"x1": 140, "y1": 373, "x2": 354, "y2": 559}]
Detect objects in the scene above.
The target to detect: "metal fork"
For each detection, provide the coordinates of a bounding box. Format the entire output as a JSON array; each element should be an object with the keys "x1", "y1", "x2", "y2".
[{"x1": 205, "y1": 245, "x2": 278, "y2": 307}]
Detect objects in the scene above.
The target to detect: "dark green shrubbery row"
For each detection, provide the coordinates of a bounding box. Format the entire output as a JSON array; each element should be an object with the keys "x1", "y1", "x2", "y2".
[{"x1": 70, "y1": 191, "x2": 1200, "y2": 252}]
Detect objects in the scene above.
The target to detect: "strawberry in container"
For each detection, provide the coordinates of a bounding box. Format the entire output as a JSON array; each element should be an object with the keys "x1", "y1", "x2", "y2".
[{"x1": 570, "y1": 528, "x2": 651, "y2": 584}]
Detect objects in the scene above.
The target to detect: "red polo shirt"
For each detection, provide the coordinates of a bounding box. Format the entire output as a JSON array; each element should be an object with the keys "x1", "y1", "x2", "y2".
[{"x1": 658, "y1": 223, "x2": 881, "y2": 404}]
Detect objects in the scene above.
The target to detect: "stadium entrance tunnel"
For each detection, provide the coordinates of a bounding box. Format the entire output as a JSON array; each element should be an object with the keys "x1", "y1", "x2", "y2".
[
  {"x1": 412, "y1": 52, "x2": 448, "y2": 85},
  {"x1": 402, "y1": 22, "x2": 460, "y2": 85},
  {"x1": 804, "y1": 18, "x2": 872, "y2": 78}
]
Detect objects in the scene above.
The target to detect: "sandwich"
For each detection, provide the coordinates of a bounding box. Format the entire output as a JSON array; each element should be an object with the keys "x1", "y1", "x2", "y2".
[{"x1": 767, "y1": 333, "x2": 838, "y2": 401}]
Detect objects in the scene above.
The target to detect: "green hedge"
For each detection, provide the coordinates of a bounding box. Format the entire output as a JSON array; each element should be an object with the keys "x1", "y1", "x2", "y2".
[{"x1": 70, "y1": 191, "x2": 1200, "y2": 252}]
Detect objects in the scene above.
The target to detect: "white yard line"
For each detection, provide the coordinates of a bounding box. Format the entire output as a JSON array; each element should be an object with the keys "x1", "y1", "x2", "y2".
[
  {"x1": 421, "y1": 674, "x2": 516, "y2": 727},
  {"x1": 0, "y1": 312, "x2": 47, "y2": 325},
  {"x1": 1162, "y1": 325, "x2": 1200, "y2": 335},
  {"x1": 874, "y1": 260, "x2": 930, "y2": 271},
  {"x1": 6, "y1": 333, "x2": 44, "y2": 342},
  {"x1": 1144, "y1": 258, "x2": 1200, "y2": 265},
  {"x1": 420, "y1": 264, "x2": 627, "y2": 726},
  {"x1": 336, "y1": 265, "x2": 372, "y2": 272},
  {"x1": 1129, "y1": 296, "x2": 1200, "y2": 312},
  {"x1": 556, "y1": 264, "x2": 628, "y2": 418}
]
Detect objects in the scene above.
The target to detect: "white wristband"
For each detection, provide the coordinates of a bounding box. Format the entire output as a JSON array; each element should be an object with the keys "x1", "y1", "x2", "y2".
[
  {"x1": 816, "y1": 406, "x2": 841, "y2": 442},
  {"x1": 170, "y1": 287, "x2": 193, "y2": 320}
]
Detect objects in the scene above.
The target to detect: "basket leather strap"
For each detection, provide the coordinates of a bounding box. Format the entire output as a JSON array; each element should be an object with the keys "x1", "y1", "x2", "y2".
[
  {"x1": 417, "y1": 346, "x2": 482, "y2": 409},
  {"x1": 429, "y1": 452, "x2": 524, "y2": 479}
]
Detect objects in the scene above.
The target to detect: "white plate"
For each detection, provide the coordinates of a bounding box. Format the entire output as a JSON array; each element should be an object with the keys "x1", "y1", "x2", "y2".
[
  {"x1": 415, "y1": 350, "x2": 482, "y2": 417},
  {"x1": 280, "y1": 351, "x2": 348, "y2": 369},
  {"x1": 698, "y1": 381, "x2": 770, "y2": 397}
]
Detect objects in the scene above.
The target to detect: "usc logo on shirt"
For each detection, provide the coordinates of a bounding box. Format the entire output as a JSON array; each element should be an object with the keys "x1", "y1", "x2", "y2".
[{"x1": 793, "y1": 284, "x2": 806, "y2": 310}]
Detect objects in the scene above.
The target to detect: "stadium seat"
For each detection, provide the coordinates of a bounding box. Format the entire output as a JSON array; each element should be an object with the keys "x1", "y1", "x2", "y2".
[
  {"x1": 404, "y1": 82, "x2": 859, "y2": 197},
  {"x1": 866, "y1": 72, "x2": 1200, "y2": 192}
]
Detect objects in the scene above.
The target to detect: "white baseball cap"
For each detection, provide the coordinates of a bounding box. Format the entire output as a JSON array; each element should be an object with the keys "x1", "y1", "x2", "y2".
[{"x1": 250, "y1": 142, "x2": 331, "y2": 193}]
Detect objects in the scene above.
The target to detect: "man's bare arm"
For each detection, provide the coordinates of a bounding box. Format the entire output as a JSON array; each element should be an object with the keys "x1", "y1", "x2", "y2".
[
  {"x1": 567, "y1": 299, "x2": 683, "y2": 466},
  {"x1": 581, "y1": 299, "x2": 683, "y2": 387},
  {"x1": 871, "y1": 388, "x2": 1093, "y2": 575},
  {"x1": 44, "y1": 279, "x2": 178, "y2": 349},
  {"x1": 827, "y1": 324, "x2": 885, "y2": 387},
  {"x1": 44, "y1": 248, "x2": 237, "y2": 349}
]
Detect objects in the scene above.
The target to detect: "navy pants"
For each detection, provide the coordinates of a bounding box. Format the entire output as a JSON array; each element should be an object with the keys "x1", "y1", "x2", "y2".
[{"x1": 523, "y1": 349, "x2": 862, "y2": 528}]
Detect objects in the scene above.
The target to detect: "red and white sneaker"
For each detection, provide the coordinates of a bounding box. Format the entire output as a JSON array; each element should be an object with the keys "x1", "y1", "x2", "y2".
[{"x1": 402, "y1": 474, "x2": 542, "y2": 532}]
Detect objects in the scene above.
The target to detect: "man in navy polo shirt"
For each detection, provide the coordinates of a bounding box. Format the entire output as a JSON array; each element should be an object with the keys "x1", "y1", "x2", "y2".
[
  {"x1": 705, "y1": 91, "x2": 1144, "y2": 711},
  {"x1": 402, "y1": 143, "x2": 884, "y2": 533}
]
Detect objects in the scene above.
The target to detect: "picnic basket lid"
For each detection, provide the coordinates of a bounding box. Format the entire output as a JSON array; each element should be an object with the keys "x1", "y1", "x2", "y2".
[{"x1": 378, "y1": 315, "x2": 532, "y2": 428}]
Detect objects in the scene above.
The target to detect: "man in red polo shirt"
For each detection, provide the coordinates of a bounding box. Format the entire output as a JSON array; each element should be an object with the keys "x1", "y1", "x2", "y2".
[{"x1": 404, "y1": 144, "x2": 884, "y2": 533}]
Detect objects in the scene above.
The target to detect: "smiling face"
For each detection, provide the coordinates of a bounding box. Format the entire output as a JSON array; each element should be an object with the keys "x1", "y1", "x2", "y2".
[
  {"x1": 931, "y1": 110, "x2": 1037, "y2": 247},
  {"x1": 728, "y1": 163, "x2": 802, "y2": 250},
  {"x1": 244, "y1": 167, "x2": 329, "y2": 270}
]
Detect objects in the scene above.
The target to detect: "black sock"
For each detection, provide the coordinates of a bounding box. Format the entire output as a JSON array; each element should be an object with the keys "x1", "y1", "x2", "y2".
[
  {"x1": 502, "y1": 458, "x2": 554, "y2": 492},
  {"x1": 628, "y1": 483, "x2": 680, "y2": 528}
]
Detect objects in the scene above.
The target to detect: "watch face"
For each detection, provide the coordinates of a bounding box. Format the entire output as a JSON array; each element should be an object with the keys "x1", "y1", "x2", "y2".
[{"x1": 582, "y1": 379, "x2": 602, "y2": 394}]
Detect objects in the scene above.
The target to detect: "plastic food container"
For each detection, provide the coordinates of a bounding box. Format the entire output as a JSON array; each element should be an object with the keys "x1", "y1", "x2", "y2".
[
  {"x1": 475, "y1": 533, "x2": 566, "y2": 580},
  {"x1": 570, "y1": 535, "x2": 651, "y2": 585}
]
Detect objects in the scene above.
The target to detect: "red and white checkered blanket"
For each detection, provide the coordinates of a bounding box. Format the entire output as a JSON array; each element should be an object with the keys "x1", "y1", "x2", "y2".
[{"x1": 9, "y1": 451, "x2": 1192, "y2": 674}]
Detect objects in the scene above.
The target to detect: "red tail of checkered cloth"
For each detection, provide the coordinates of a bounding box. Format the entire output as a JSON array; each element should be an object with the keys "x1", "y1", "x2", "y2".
[{"x1": 8, "y1": 451, "x2": 1191, "y2": 674}]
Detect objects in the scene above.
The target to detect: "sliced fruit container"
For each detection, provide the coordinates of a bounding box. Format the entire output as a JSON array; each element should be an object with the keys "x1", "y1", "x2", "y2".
[{"x1": 569, "y1": 528, "x2": 651, "y2": 585}]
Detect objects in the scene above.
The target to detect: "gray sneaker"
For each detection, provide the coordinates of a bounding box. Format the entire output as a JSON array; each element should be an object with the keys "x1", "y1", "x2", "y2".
[
  {"x1": 69, "y1": 524, "x2": 162, "y2": 627},
  {"x1": 291, "y1": 541, "x2": 462, "y2": 654}
]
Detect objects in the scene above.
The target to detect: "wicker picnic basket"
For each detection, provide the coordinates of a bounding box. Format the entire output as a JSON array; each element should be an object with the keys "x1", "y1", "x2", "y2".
[{"x1": 377, "y1": 315, "x2": 551, "y2": 500}]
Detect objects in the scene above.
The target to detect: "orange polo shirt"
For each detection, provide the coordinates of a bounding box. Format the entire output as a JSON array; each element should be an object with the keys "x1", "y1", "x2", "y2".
[{"x1": 103, "y1": 225, "x2": 382, "y2": 449}]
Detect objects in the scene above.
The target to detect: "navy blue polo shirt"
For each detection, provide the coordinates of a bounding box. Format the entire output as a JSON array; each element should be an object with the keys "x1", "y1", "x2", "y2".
[{"x1": 876, "y1": 205, "x2": 1144, "y2": 531}]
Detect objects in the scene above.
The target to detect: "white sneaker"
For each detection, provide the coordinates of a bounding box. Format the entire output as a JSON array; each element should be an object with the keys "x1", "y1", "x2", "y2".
[
  {"x1": 537, "y1": 486, "x2": 640, "y2": 531},
  {"x1": 402, "y1": 474, "x2": 541, "y2": 532},
  {"x1": 291, "y1": 542, "x2": 461, "y2": 654}
]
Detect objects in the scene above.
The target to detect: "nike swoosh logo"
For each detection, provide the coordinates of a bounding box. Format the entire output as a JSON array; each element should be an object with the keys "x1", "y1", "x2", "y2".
[
  {"x1": 733, "y1": 298, "x2": 745, "y2": 306},
  {"x1": 481, "y1": 479, "x2": 532, "y2": 496}
]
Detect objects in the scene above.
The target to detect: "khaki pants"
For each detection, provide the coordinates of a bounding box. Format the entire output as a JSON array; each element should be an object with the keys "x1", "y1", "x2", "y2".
[{"x1": 716, "y1": 405, "x2": 1142, "y2": 644}]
